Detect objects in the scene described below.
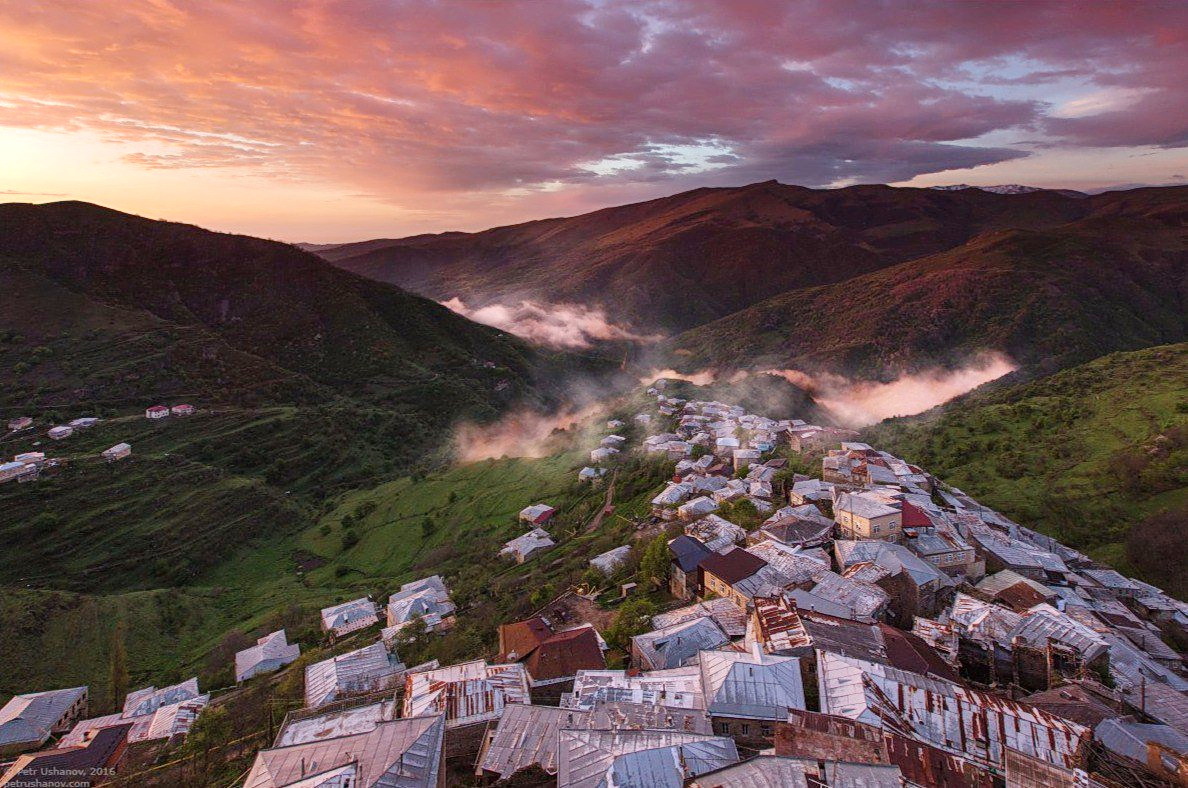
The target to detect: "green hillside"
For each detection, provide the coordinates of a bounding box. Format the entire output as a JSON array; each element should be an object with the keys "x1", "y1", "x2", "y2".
[
  {"x1": 0, "y1": 201, "x2": 620, "y2": 706},
  {"x1": 864, "y1": 344, "x2": 1188, "y2": 595}
]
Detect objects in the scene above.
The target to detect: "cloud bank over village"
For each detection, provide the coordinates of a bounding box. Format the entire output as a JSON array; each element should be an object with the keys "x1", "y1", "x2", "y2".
[
  {"x1": 764, "y1": 352, "x2": 1018, "y2": 427},
  {"x1": 441, "y1": 297, "x2": 661, "y2": 350}
]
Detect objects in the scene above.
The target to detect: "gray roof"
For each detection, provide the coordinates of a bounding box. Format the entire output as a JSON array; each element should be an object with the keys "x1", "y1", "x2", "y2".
[
  {"x1": 305, "y1": 642, "x2": 405, "y2": 708},
  {"x1": 557, "y1": 729, "x2": 738, "y2": 788},
  {"x1": 0, "y1": 686, "x2": 86, "y2": 748},
  {"x1": 834, "y1": 540, "x2": 950, "y2": 589},
  {"x1": 245, "y1": 714, "x2": 445, "y2": 788},
  {"x1": 479, "y1": 704, "x2": 589, "y2": 778},
  {"x1": 632, "y1": 617, "x2": 729, "y2": 670},
  {"x1": 835, "y1": 492, "x2": 899, "y2": 520},
  {"x1": 699, "y1": 648, "x2": 805, "y2": 721},
  {"x1": 689, "y1": 756, "x2": 904, "y2": 788},
  {"x1": 123, "y1": 677, "x2": 200, "y2": 718},
  {"x1": 1095, "y1": 718, "x2": 1188, "y2": 765},
  {"x1": 236, "y1": 630, "x2": 300, "y2": 683}
]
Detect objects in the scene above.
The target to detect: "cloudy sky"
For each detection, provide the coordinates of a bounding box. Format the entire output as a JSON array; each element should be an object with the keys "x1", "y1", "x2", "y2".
[{"x1": 2, "y1": 0, "x2": 1185, "y2": 241}]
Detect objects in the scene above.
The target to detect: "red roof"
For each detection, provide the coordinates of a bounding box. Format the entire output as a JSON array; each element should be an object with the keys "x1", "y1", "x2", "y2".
[
  {"x1": 900, "y1": 501, "x2": 933, "y2": 529},
  {"x1": 521, "y1": 626, "x2": 606, "y2": 682},
  {"x1": 498, "y1": 616, "x2": 553, "y2": 661}
]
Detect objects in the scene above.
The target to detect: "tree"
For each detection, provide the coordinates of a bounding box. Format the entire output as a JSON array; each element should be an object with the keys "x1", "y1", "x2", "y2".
[
  {"x1": 108, "y1": 620, "x2": 129, "y2": 712},
  {"x1": 604, "y1": 597, "x2": 657, "y2": 651},
  {"x1": 422, "y1": 516, "x2": 437, "y2": 538},
  {"x1": 639, "y1": 535, "x2": 670, "y2": 588}
]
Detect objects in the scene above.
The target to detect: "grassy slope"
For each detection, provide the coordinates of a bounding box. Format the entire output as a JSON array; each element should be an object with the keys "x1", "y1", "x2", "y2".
[{"x1": 863, "y1": 343, "x2": 1187, "y2": 584}]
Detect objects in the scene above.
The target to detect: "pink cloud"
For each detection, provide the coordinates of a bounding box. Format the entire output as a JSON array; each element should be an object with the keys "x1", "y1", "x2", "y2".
[{"x1": 0, "y1": 0, "x2": 1183, "y2": 230}]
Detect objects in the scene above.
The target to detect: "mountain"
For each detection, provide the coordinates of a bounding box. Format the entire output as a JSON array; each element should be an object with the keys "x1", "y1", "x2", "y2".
[
  {"x1": 0, "y1": 201, "x2": 611, "y2": 593},
  {"x1": 310, "y1": 181, "x2": 1105, "y2": 334},
  {"x1": 0, "y1": 201, "x2": 556, "y2": 411},
  {"x1": 930, "y1": 184, "x2": 1088, "y2": 197},
  {"x1": 862, "y1": 343, "x2": 1188, "y2": 597},
  {"x1": 666, "y1": 187, "x2": 1187, "y2": 378}
]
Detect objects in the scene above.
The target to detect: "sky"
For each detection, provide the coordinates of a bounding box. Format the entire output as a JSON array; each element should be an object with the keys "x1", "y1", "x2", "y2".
[{"x1": 1, "y1": 0, "x2": 1185, "y2": 242}]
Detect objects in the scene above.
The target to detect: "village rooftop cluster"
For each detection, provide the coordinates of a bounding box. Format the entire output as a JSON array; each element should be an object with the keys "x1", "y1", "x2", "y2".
[{"x1": 1, "y1": 382, "x2": 1186, "y2": 787}]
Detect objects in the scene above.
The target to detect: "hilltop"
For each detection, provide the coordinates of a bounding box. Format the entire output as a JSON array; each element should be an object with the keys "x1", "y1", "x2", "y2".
[
  {"x1": 668, "y1": 201, "x2": 1186, "y2": 378},
  {"x1": 310, "y1": 182, "x2": 1180, "y2": 341}
]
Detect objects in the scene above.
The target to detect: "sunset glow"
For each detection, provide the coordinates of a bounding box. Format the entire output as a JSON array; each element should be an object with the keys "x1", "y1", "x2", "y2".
[{"x1": 2, "y1": 1, "x2": 1185, "y2": 240}]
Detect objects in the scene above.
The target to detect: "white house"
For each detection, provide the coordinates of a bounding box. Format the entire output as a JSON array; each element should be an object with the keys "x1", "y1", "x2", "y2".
[
  {"x1": 386, "y1": 575, "x2": 456, "y2": 634},
  {"x1": 101, "y1": 443, "x2": 131, "y2": 462},
  {"x1": 170, "y1": 404, "x2": 195, "y2": 416},
  {"x1": 320, "y1": 597, "x2": 379, "y2": 638},
  {"x1": 47, "y1": 425, "x2": 72, "y2": 440},
  {"x1": 501, "y1": 528, "x2": 556, "y2": 563},
  {"x1": 145, "y1": 405, "x2": 169, "y2": 419},
  {"x1": 590, "y1": 545, "x2": 632, "y2": 575},
  {"x1": 235, "y1": 630, "x2": 300, "y2": 683}
]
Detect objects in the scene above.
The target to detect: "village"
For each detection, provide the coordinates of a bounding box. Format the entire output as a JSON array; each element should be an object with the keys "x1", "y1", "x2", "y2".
[
  {"x1": 1, "y1": 405, "x2": 195, "y2": 485},
  {"x1": 1, "y1": 381, "x2": 1186, "y2": 788}
]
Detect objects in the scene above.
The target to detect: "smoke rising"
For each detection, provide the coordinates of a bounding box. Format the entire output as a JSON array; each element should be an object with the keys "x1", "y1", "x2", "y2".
[
  {"x1": 441, "y1": 297, "x2": 662, "y2": 349},
  {"x1": 453, "y1": 403, "x2": 604, "y2": 462},
  {"x1": 763, "y1": 352, "x2": 1016, "y2": 427}
]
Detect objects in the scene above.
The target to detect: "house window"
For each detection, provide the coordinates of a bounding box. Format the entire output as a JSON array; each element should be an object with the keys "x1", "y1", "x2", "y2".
[
  {"x1": 761, "y1": 724, "x2": 772, "y2": 736},
  {"x1": 872, "y1": 524, "x2": 880, "y2": 534},
  {"x1": 740, "y1": 723, "x2": 750, "y2": 735},
  {"x1": 716, "y1": 721, "x2": 729, "y2": 735}
]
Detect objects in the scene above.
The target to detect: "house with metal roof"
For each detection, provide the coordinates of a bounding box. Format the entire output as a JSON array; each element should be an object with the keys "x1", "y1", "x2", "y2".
[
  {"x1": 60, "y1": 678, "x2": 208, "y2": 747},
  {"x1": 519, "y1": 503, "x2": 557, "y2": 525},
  {"x1": 0, "y1": 722, "x2": 130, "y2": 788},
  {"x1": 684, "y1": 514, "x2": 746, "y2": 554},
  {"x1": 699, "y1": 645, "x2": 805, "y2": 747},
  {"x1": 833, "y1": 491, "x2": 902, "y2": 541},
  {"x1": 498, "y1": 618, "x2": 606, "y2": 698},
  {"x1": 319, "y1": 597, "x2": 379, "y2": 639},
  {"x1": 273, "y1": 698, "x2": 400, "y2": 747},
  {"x1": 476, "y1": 701, "x2": 713, "y2": 782},
  {"x1": 243, "y1": 714, "x2": 445, "y2": 788},
  {"x1": 668, "y1": 535, "x2": 713, "y2": 600},
  {"x1": 1095, "y1": 718, "x2": 1188, "y2": 781},
  {"x1": 631, "y1": 616, "x2": 729, "y2": 671},
  {"x1": 652, "y1": 597, "x2": 748, "y2": 639},
  {"x1": 589, "y1": 545, "x2": 631, "y2": 575},
  {"x1": 235, "y1": 630, "x2": 300, "y2": 683},
  {"x1": 678, "y1": 496, "x2": 719, "y2": 520},
  {"x1": 500, "y1": 527, "x2": 556, "y2": 563},
  {"x1": 816, "y1": 651, "x2": 1089, "y2": 774},
  {"x1": 386, "y1": 575, "x2": 456, "y2": 635},
  {"x1": 562, "y1": 668, "x2": 706, "y2": 712},
  {"x1": 556, "y1": 728, "x2": 739, "y2": 788},
  {"x1": 0, "y1": 686, "x2": 87, "y2": 756},
  {"x1": 402, "y1": 660, "x2": 530, "y2": 730},
  {"x1": 304, "y1": 642, "x2": 406, "y2": 709},
  {"x1": 689, "y1": 755, "x2": 904, "y2": 787}
]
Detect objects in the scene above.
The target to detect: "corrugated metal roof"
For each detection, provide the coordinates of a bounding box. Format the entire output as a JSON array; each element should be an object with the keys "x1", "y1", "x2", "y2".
[
  {"x1": 557, "y1": 729, "x2": 738, "y2": 788},
  {"x1": 633, "y1": 617, "x2": 729, "y2": 670},
  {"x1": 817, "y1": 652, "x2": 1089, "y2": 771},
  {"x1": 402, "y1": 660, "x2": 529, "y2": 729},
  {"x1": 564, "y1": 668, "x2": 706, "y2": 711},
  {"x1": 305, "y1": 642, "x2": 405, "y2": 709},
  {"x1": 653, "y1": 598, "x2": 748, "y2": 639},
  {"x1": 0, "y1": 686, "x2": 86, "y2": 748},
  {"x1": 699, "y1": 648, "x2": 805, "y2": 721},
  {"x1": 245, "y1": 714, "x2": 444, "y2": 788},
  {"x1": 689, "y1": 755, "x2": 904, "y2": 788}
]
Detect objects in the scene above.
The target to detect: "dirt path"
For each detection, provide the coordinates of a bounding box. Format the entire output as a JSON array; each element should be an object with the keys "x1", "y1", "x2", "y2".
[{"x1": 584, "y1": 469, "x2": 618, "y2": 533}]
